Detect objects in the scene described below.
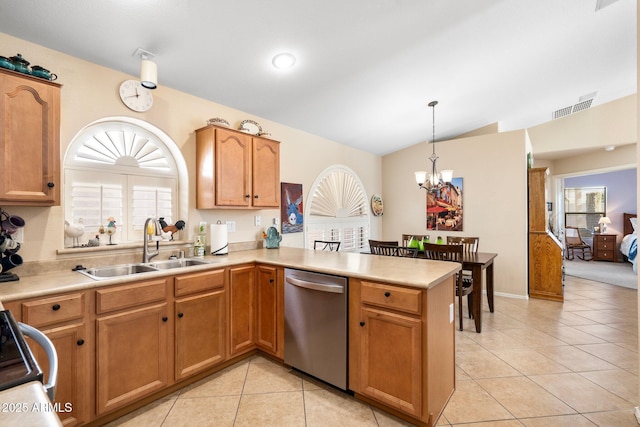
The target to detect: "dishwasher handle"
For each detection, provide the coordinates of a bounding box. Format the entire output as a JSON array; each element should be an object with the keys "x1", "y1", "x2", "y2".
[
  {"x1": 19, "y1": 322, "x2": 58, "y2": 402},
  {"x1": 285, "y1": 276, "x2": 344, "y2": 294}
]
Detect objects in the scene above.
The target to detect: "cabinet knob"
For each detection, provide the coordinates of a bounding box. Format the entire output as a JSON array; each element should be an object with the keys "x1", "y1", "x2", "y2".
[
  {"x1": 77, "y1": 339, "x2": 85, "y2": 346},
  {"x1": 384, "y1": 292, "x2": 391, "y2": 297},
  {"x1": 162, "y1": 316, "x2": 168, "y2": 322},
  {"x1": 47, "y1": 182, "x2": 55, "y2": 188},
  {"x1": 254, "y1": 194, "x2": 259, "y2": 198},
  {"x1": 178, "y1": 312, "x2": 184, "y2": 318},
  {"x1": 269, "y1": 278, "x2": 274, "y2": 283},
  {"x1": 52, "y1": 304, "x2": 61, "y2": 311},
  {"x1": 359, "y1": 321, "x2": 365, "y2": 327},
  {"x1": 245, "y1": 194, "x2": 251, "y2": 199}
]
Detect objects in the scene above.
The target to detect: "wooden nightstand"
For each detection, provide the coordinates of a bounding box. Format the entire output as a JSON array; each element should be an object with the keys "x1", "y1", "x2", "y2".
[{"x1": 593, "y1": 234, "x2": 617, "y2": 262}]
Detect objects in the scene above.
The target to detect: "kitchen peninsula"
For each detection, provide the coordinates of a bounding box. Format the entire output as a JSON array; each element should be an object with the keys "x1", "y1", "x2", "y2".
[{"x1": 0, "y1": 247, "x2": 459, "y2": 427}]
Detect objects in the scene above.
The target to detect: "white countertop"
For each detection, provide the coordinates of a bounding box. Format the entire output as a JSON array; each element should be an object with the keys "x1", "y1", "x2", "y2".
[
  {"x1": 0, "y1": 247, "x2": 460, "y2": 303},
  {"x1": 0, "y1": 382, "x2": 63, "y2": 427}
]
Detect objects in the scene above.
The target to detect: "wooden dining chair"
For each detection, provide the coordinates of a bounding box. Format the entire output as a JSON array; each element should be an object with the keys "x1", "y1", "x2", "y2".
[
  {"x1": 313, "y1": 240, "x2": 341, "y2": 251},
  {"x1": 564, "y1": 226, "x2": 592, "y2": 260},
  {"x1": 447, "y1": 236, "x2": 479, "y2": 319},
  {"x1": 422, "y1": 242, "x2": 469, "y2": 331},
  {"x1": 368, "y1": 239, "x2": 398, "y2": 253},
  {"x1": 446, "y1": 236, "x2": 479, "y2": 253},
  {"x1": 371, "y1": 244, "x2": 419, "y2": 258}
]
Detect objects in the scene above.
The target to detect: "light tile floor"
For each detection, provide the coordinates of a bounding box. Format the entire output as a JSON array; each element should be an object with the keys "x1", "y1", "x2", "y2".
[{"x1": 107, "y1": 275, "x2": 639, "y2": 426}]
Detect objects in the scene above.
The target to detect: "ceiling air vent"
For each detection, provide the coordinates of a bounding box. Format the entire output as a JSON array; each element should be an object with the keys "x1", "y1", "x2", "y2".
[{"x1": 552, "y1": 92, "x2": 597, "y2": 120}]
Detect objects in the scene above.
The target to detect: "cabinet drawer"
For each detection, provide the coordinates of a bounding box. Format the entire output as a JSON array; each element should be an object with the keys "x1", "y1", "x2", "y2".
[
  {"x1": 597, "y1": 250, "x2": 614, "y2": 260},
  {"x1": 22, "y1": 293, "x2": 85, "y2": 328},
  {"x1": 598, "y1": 242, "x2": 614, "y2": 250},
  {"x1": 175, "y1": 269, "x2": 225, "y2": 297},
  {"x1": 96, "y1": 279, "x2": 168, "y2": 314},
  {"x1": 361, "y1": 281, "x2": 422, "y2": 315}
]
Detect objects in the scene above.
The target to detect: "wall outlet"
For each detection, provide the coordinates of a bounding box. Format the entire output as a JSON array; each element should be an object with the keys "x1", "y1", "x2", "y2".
[
  {"x1": 273, "y1": 217, "x2": 280, "y2": 225},
  {"x1": 449, "y1": 303, "x2": 454, "y2": 324},
  {"x1": 254, "y1": 215, "x2": 261, "y2": 226},
  {"x1": 226, "y1": 221, "x2": 236, "y2": 232}
]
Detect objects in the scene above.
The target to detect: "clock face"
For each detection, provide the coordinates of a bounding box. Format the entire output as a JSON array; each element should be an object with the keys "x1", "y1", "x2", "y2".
[{"x1": 119, "y1": 80, "x2": 153, "y2": 112}]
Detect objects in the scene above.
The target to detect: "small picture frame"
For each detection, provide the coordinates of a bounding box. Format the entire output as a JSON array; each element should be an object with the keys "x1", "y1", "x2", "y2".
[{"x1": 593, "y1": 226, "x2": 600, "y2": 234}]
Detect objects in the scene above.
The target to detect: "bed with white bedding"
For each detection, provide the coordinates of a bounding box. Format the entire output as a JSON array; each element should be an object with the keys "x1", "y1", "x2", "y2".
[{"x1": 620, "y1": 213, "x2": 637, "y2": 273}]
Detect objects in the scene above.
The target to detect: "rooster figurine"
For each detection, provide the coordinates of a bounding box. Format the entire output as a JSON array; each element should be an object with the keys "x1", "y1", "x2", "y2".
[
  {"x1": 158, "y1": 218, "x2": 186, "y2": 241},
  {"x1": 64, "y1": 218, "x2": 85, "y2": 247}
]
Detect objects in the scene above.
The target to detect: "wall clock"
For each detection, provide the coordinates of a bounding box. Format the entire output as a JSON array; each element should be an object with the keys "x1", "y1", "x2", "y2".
[{"x1": 119, "y1": 80, "x2": 153, "y2": 112}]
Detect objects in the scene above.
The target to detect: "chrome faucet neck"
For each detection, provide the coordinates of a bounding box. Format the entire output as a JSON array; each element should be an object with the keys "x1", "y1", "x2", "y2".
[{"x1": 142, "y1": 217, "x2": 161, "y2": 263}]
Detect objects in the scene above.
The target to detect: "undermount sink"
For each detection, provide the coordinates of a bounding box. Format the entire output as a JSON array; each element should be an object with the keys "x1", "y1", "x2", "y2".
[
  {"x1": 76, "y1": 258, "x2": 213, "y2": 280},
  {"x1": 149, "y1": 258, "x2": 211, "y2": 269},
  {"x1": 78, "y1": 263, "x2": 158, "y2": 280}
]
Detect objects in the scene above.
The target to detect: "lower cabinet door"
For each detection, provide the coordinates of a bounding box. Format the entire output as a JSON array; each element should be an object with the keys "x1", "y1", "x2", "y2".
[
  {"x1": 175, "y1": 290, "x2": 226, "y2": 380},
  {"x1": 28, "y1": 322, "x2": 88, "y2": 426},
  {"x1": 359, "y1": 307, "x2": 422, "y2": 418},
  {"x1": 228, "y1": 265, "x2": 256, "y2": 357},
  {"x1": 96, "y1": 303, "x2": 170, "y2": 415},
  {"x1": 255, "y1": 265, "x2": 278, "y2": 356}
]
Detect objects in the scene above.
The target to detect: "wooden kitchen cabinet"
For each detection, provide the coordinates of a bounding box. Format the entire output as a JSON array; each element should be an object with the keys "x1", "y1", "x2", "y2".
[
  {"x1": 255, "y1": 264, "x2": 284, "y2": 359},
  {"x1": 196, "y1": 125, "x2": 280, "y2": 209},
  {"x1": 0, "y1": 68, "x2": 60, "y2": 205},
  {"x1": 228, "y1": 264, "x2": 256, "y2": 357},
  {"x1": 95, "y1": 279, "x2": 172, "y2": 416},
  {"x1": 174, "y1": 269, "x2": 226, "y2": 380},
  {"x1": 5, "y1": 292, "x2": 90, "y2": 426},
  {"x1": 349, "y1": 278, "x2": 455, "y2": 427},
  {"x1": 593, "y1": 234, "x2": 617, "y2": 261}
]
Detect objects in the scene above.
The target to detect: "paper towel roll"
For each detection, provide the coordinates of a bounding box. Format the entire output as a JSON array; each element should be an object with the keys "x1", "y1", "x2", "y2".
[{"x1": 210, "y1": 223, "x2": 228, "y2": 255}]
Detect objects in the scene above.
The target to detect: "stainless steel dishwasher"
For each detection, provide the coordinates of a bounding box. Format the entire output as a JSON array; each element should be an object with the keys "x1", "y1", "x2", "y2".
[{"x1": 284, "y1": 268, "x2": 348, "y2": 390}]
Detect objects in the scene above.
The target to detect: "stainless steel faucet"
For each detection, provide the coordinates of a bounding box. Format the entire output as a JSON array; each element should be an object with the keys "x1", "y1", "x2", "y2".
[{"x1": 142, "y1": 217, "x2": 163, "y2": 263}]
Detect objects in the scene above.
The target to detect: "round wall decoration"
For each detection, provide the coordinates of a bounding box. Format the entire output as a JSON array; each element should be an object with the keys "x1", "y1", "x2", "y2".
[{"x1": 371, "y1": 194, "x2": 383, "y2": 216}]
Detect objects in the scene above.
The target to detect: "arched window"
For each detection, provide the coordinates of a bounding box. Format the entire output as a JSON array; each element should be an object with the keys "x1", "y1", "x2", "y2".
[
  {"x1": 305, "y1": 165, "x2": 370, "y2": 252},
  {"x1": 63, "y1": 117, "x2": 187, "y2": 246}
]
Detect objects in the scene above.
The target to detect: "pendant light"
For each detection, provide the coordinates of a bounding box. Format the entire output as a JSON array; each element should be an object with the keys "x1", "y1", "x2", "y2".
[{"x1": 414, "y1": 100, "x2": 452, "y2": 191}]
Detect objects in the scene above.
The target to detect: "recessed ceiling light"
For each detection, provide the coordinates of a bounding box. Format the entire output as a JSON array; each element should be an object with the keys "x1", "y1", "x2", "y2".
[
  {"x1": 272, "y1": 53, "x2": 296, "y2": 69},
  {"x1": 604, "y1": 145, "x2": 616, "y2": 151}
]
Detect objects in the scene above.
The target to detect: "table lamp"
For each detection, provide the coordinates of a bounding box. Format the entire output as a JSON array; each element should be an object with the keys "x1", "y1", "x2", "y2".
[{"x1": 598, "y1": 216, "x2": 611, "y2": 233}]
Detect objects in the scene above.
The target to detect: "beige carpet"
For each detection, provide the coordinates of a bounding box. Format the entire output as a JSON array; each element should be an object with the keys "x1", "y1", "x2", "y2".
[{"x1": 564, "y1": 259, "x2": 638, "y2": 289}]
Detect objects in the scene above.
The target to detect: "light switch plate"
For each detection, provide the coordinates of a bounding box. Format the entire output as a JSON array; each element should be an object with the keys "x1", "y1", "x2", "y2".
[
  {"x1": 226, "y1": 221, "x2": 236, "y2": 232},
  {"x1": 254, "y1": 215, "x2": 261, "y2": 226}
]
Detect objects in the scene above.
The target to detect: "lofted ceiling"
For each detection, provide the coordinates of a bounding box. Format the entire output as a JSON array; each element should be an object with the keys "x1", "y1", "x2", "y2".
[{"x1": 0, "y1": 0, "x2": 636, "y2": 156}]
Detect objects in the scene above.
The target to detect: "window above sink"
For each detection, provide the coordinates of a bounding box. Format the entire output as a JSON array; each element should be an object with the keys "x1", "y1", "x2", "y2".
[{"x1": 62, "y1": 117, "x2": 189, "y2": 249}]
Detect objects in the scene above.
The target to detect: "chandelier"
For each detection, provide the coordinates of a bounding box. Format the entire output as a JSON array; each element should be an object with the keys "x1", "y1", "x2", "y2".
[{"x1": 414, "y1": 100, "x2": 453, "y2": 192}]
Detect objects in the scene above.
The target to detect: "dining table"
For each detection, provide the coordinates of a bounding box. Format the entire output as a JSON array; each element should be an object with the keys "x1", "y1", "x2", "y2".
[{"x1": 461, "y1": 252, "x2": 498, "y2": 333}]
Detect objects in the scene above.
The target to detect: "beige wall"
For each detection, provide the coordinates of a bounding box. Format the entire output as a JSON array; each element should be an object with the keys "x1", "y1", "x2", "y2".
[
  {"x1": 0, "y1": 32, "x2": 382, "y2": 262},
  {"x1": 527, "y1": 94, "x2": 637, "y2": 158},
  {"x1": 551, "y1": 144, "x2": 636, "y2": 176},
  {"x1": 382, "y1": 130, "x2": 529, "y2": 298}
]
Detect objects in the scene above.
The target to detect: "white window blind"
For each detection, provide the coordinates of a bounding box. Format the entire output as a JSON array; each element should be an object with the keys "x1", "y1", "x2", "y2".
[
  {"x1": 64, "y1": 120, "x2": 180, "y2": 247},
  {"x1": 306, "y1": 166, "x2": 370, "y2": 252}
]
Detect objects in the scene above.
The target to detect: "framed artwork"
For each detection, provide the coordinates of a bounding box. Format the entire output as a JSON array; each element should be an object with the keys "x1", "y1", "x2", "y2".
[
  {"x1": 426, "y1": 177, "x2": 463, "y2": 231},
  {"x1": 281, "y1": 182, "x2": 303, "y2": 234}
]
